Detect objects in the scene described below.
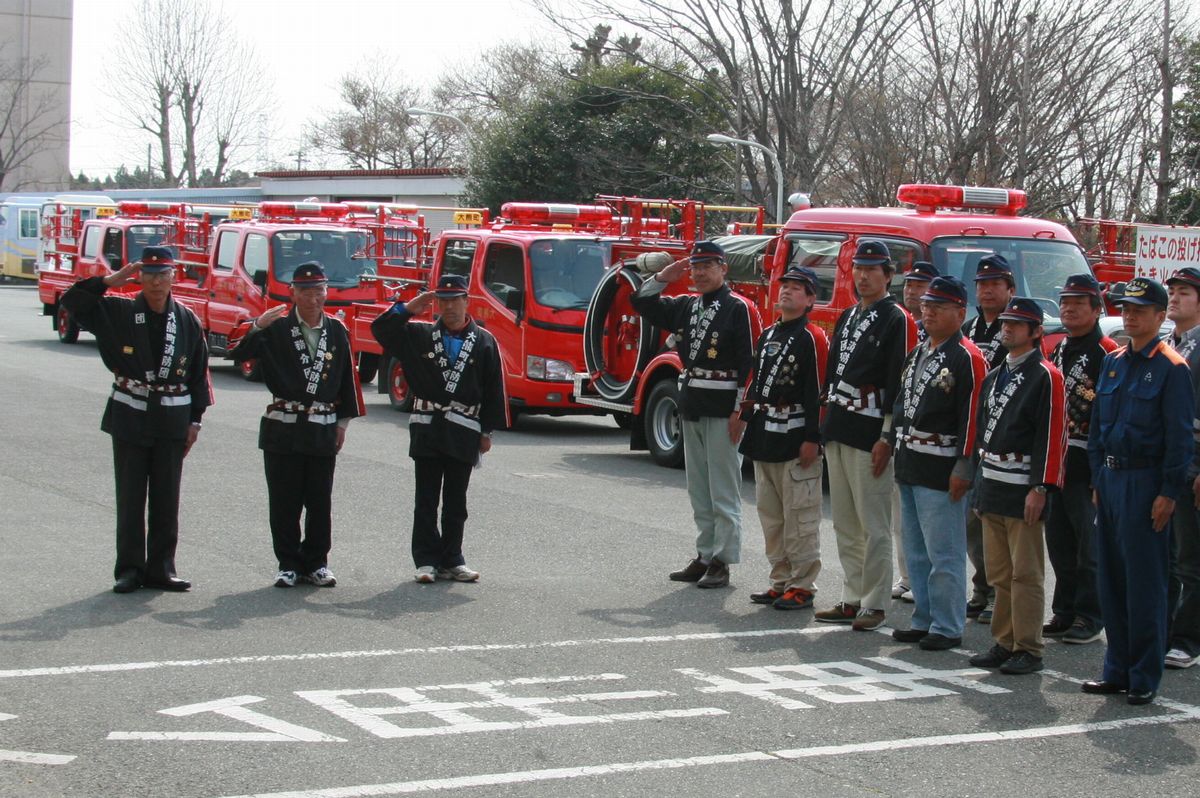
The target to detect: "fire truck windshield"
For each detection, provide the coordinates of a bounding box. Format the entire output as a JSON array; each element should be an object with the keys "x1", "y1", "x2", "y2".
[
  {"x1": 271, "y1": 230, "x2": 373, "y2": 288},
  {"x1": 127, "y1": 225, "x2": 169, "y2": 258},
  {"x1": 529, "y1": 238, "x2": 611, "y2": 310},
  {"x1": 931, "y1": 237, "x2": 1091, "y2": 321}
]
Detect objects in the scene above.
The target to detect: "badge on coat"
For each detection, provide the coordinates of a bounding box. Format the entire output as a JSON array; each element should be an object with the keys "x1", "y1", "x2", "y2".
[{"x1": 123, "y1": 345, "x2": 134, "y2": 354}]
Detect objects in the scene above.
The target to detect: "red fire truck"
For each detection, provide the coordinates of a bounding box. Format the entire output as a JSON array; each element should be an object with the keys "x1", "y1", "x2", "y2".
[
  {"x1": 355, "y1": 197, "x2": 767, "y2": 426},
  {"x1": 575, "y1": 183, "x2": 1096, "y2": 468}
]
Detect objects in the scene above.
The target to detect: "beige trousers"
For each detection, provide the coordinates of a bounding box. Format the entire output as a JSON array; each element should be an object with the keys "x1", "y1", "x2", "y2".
[
  {"x1": 754, "y1": 458, "x2": 823, "y2": 592},
  {"x1": 981, "y1": 513, "x2": 1046, "y2": 657},
  {"x1": 826, "y1": 440, "x2": 894, "y2": 610}
]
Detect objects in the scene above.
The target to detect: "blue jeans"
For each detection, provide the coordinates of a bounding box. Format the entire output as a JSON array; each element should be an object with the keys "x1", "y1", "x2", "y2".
[{"x1": 899, "y1": 483, "x2": 968, "y2": 638}]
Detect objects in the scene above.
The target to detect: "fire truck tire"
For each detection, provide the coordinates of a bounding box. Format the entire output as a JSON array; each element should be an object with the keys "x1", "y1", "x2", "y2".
[
  {"x1": 644, "y1": 378, "x2": 684, "y2": 469},
  {"x1": 239, "y1": 357, "x2": 264, "y2": 382},
  {"x1": 358, "y1": 353, "x2": 380, "y2": 384},
  {"x1": 583, "y1": 264, "x2": 658, "y2": 403},
  {"x1": 386, "y1": 357, "x2": 413, "y2": 412},
  {"x1": 56, "y1": 303, "x2": 79, "y2": 344}
]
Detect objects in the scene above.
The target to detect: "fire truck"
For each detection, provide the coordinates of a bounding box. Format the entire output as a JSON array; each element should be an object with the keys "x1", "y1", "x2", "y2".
[
  {"x1": 356, "y1": 197, "x2": 767, "y2": 425},
  {"x1": 575, "y1": 183, "x2": 1096, "y2": 468}
]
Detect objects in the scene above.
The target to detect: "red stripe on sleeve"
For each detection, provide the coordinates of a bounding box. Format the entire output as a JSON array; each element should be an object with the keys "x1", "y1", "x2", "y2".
[{"x1": 1039, "y1": 361, "x2": 1068, "y2": 487}]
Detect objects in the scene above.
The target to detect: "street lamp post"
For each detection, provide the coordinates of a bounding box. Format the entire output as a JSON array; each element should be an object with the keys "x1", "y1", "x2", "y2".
[
  {"x1": 406, "y1": 107, "x2": 473, "y2": 144},
  {"x1": 706, "y1": 133, "x2": 785, "y2": 224}
]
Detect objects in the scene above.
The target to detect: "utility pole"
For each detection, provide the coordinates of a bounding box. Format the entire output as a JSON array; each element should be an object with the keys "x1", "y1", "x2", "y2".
[
  {"x1": 1155, "y1": 0, "x2": 1174, "y2": 223},
  {"x1": 1016, "y1": 14, "x2": 1035, "y2": 190}
]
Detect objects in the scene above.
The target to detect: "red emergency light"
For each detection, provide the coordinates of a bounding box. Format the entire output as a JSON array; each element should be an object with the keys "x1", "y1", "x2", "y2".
[
  {"x1": 502, "y1": 203, "x2": 614, "y2": 226},
  {"x1": 896, "y1": 184, "x2": 1027, "y2": 216},
  {"x1": 257, "y1": 202, "x2": 351, "y2": 220},
  {"x1": 118, "y1": 201, "x2": 186, "y2": 217}
]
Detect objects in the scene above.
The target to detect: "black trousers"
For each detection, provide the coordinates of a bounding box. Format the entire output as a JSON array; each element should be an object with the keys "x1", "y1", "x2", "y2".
[
  {"x1": 1045, "y1": 477, "x2": 1103, "y2": 626},
  {"x1": 412, "y1": 456, "x2": 473, "y2": 569},
  {"x1": 264, "y1": 451, "x2": 336, "y2": 573},
  {"x1": 1169, "y1": 495, "x2": 1200, "y2": 656},
  {"x1": 112, "y1": 437, "x2": 185, "y2": 581}
]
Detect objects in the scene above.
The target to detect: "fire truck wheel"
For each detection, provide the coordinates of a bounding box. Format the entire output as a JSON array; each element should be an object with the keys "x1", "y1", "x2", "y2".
[
  {"x1": 644, "y1": 379, "x2": 684, "y2": 469},
  {"x1": 56, "y1": 303, "x2": 79, "y2": 344},
  {"x1": 613, "y1": 411, "x2": 634, "y2": 430},
  {"x1": 239, "y1": 357, "x2": 264, "y2": 382},
  {"x1": 358, "y1": 353, "x2": 380, "y2": 384},
  {"x1": 387, "y1": 357, "x2": 413, "y2": 412},
  {"x1": 583, "y1": 264, "x2": 658, "y2": 403}
]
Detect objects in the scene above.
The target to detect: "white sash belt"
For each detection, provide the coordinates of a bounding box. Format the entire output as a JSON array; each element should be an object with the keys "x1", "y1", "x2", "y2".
[{"x1": 689, "y1": 378, "x2": 739, "y2": 390}]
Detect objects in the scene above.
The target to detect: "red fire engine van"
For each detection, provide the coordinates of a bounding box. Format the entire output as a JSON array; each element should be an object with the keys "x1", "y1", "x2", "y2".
[
  {"x1": 358, "y1": 197, "x2": 767, "y2": 426},
  {"x1": 575, "y1": 183, "x2": 1095, "y2": 468}
]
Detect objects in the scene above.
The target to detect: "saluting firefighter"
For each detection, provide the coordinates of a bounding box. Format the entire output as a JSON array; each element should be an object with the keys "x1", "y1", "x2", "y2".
[
  {"x1": 739, "y1": 266, "x2": 828, "y2": 610},
  {"x1": 962, "y1": 254, "x2": 1016, "y2": 622},
  {"x1": 1085, "y1": 277, "x2": 1193, "y2": 706},
  {"x1": 889, "y1": 276, "x2": 987, "y2": 650},
  {"x1": 816, "y1": 239, "x2": 917, "y2": 630},
  {"x1": 231, "y1": 262, "x2": 365, "y2": 589},
  {"x1": 631, "y1": 240, "x2": 762, "y2": 589},
  {"x1": 1042, "y1": 274, "x2": 1118, "y2": 645},
  {"x1": 969, "y1": 297, "x2": 1067, "y2": 676},
  {"x1": 371, "y1": 274, "x2": 507, "y2": 584},
  {"x1": 61, "y1": 246, "x2": 212, "y2": 593}
]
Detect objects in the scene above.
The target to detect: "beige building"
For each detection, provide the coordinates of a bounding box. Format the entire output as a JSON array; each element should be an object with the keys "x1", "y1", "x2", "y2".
[{"x1": 0, "y1": 0, "x2": 72, "y2": 191}]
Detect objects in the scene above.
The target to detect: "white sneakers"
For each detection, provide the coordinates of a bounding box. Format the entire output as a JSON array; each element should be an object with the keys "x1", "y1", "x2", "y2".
[
  {"x1": 891, "y1": 580, "x2": 910, "y2": 599},
  {"x1": 415, "y1": 564, "x2": 480, "y2": 583},
  {"x1": 274, "y1": 570, "x2": 298, "y2": 588},
  {"x1": 1165, "y1": 648, "x2": 1198, "y2": 669},
  {"x1": 304, "y1": 567, "x2": 337, "y2": 587}
]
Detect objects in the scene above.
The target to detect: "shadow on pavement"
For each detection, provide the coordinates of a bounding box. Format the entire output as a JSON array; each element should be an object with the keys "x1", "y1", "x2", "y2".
[{"x1": 0, "y1": 589, "x2": 157, "y2": 642}]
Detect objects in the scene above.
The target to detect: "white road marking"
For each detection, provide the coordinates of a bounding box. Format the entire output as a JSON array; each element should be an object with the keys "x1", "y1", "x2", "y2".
[
  {"x1": 214, "y1": 706, "x2": 1200, "y2": 798},
  {"x1": 108, "y1": 695, "x2": 346, "y2": 743},
  {"x1": 0, "y1": 626, "x2": 845, "y2": 680},
  {"x1": 0, "y1": 713, "x2": 76, "y2": 765}
]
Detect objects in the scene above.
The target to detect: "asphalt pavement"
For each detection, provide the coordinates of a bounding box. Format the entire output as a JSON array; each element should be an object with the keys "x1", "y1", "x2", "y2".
[{"x1": 1, "y1": 284, "x2": 1198, "y2": 797}]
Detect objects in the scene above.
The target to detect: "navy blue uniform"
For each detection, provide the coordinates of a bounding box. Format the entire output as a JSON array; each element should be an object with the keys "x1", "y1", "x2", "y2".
[{"x1": 1088, "y1": 338, "x2": 1194, "y2": 694}]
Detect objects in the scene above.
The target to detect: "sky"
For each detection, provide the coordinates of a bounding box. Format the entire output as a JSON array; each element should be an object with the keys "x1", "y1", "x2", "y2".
[{"x1": 68, "y1": 0, "x2": 567, "y2": 177}]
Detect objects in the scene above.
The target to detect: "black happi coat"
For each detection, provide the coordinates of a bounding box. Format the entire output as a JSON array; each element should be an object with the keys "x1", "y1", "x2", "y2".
[
  {"x1": 891, "y1": 331, "x2": 987, "y2": 491},
  {"x1": 372, "y1": 305, "x2": 507, "y2": 465},
  {"x1": 822, "y1": 295, "x2": 916, "y2": 452},
  {"x1": 630, "y1": 280, "x2": 759, "y2": 419},
  {"x1": 231, "y1": 310, "x2": 365, "y2": 456},
  {"x1": 975, "y1": 351, "x2": 1068, "y2": 519},
  {"x1": 1049, "y1": 325, "x2": 1119, "y2": 483},
  {"x1": 963, "y1": 313, "x2": 1006, "y2": 369},
  {"x1": 62, "y1": 276, "x2": 211, "y2": 444},
  {"x1": 739, "y1": 316, "x2": 827, "y2": 463}
]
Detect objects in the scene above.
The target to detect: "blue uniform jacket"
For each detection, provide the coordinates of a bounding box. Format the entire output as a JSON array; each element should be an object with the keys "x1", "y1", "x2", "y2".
[{"x1": 1088, "y1": 337, "x2": 1194, "y2": 500}]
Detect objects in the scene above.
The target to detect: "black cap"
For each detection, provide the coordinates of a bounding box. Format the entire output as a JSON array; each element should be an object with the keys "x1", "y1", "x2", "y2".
[
  {"x1": 852, "y1": 239, "x2": 891, "y2": 267},
  {"x1": 689, "y1": 240, "x2": 725, "y2": 264},
  {"x1": 291, "y1": 261, "x2": 328, "y2": 286},
  {"x1": 1166, "y1": 267, "x2": 1200, "y2": 291},
  {"x1": 1059, "y1": 273, "x2": 1102, "y2": 298},
  {"x1": 921, "y1": 275, "x2": 968, "y2": 307},
  {"x1": 997, "y1": 296, "x2": 1044, "y2": 325},
  {"x1": 1114, "y1": 276, "x2": 1168, "y2": 308},
  {"x1": 434, "y1": 273, "x2": 469, "y2": 297},
  {"x1": 904, "y1": 261, "x2": 938, "y2": 282},
  {"x1": 778, "y1": 265, "x2": 818, "y2": 293},
  {"x1": 139, "y1": 246, "x2": 176, "y2": 273},
  {"x1": 974, "y1": 254, "x2": 1014, "y2": 284}
]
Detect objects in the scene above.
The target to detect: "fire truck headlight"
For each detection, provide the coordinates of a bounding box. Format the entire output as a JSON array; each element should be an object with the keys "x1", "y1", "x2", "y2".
[{"x1": 527, "y1": 355, "x2": 575, "y2": 381}]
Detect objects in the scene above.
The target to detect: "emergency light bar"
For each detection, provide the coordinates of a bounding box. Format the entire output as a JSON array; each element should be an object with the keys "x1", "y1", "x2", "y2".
[
  {"x1": 896, "y1": 184, "x2": 1028, "y2": 216},
  {"x1": 118, "y1": 201, "x2": 186, "y2": 217},
  {"x1": 501, "y1": 203, "x2": 614, "y2": 225},
  {"x1": 257, "y1": 202, "x2": 350, "y2": 220}
]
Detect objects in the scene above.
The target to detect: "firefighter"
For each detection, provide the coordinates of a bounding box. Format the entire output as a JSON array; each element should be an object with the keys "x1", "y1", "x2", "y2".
[
  {"x1": 739, "y1": 266, "x2": 827, "y2": 609},
  {"x1": 60, "y1": 246, "x2": 212, "y2": 593},
  {"x1": 232, "y1": 262, "x2": 365, "y2": 589},
  {"x1": 1043, "y1": 274, "x2": 1117, "y2": 645},
  {"x1": 962, "y1": 253, "x2": 1016, "y2": 622},
  {"x1": 969, "y1": 297, "x2": 1066, "y2": 676},
  {"x1": 1085, "y1": 277, "x2": 1193, "y2": 705},
  {"x1": 371, "y1": 274, "x2": 507, "y2": 584},
  {"x1": 631, "y1": 240, "x2": 761, "y2": 588},
  {"x1": 816, "y1": 239, "x2": 917, "y2": 630},
  {"x1": 889, "y1": 275, "x2": 987, "y2": 650}
]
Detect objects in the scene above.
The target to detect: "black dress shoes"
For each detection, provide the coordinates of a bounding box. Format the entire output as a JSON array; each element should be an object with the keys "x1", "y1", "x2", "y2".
[
  {"x1": 669, "y1": 557, "x2": 708, "y2": 582},
  {"x1": 1127, "y1": 689, "x2": 1157, "y2": 706},
  {"x1": 112, "y1": 573, "x2": 140, "y2": 594},
  {"x1": 142, "y1": 576, "x2": 191, "y2": 592},
  {"x1": 892, "y1": 628, "x2": 928, "y2": 643},
  {"x1": 919, "y1": 634, "x2": 962, "y2": 651},
  {"x1": 1081, "y1": 680, "x2": 1126, "y2": 695}
]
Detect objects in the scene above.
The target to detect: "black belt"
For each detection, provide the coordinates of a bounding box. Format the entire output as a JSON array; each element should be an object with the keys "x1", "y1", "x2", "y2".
[{"x1": 1103, "y1": 455, "x2": 1157, "y2": 470}]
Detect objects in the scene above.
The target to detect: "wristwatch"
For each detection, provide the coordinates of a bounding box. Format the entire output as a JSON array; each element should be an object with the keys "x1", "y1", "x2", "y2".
[{"x1": 1032, "y1": 485, "x2": 1047, "y2": 495}]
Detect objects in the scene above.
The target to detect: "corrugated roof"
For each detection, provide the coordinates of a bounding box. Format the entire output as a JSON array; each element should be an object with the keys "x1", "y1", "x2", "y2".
[{"x1": 255, "y1": 168, "x2": 460, "y2": 179}]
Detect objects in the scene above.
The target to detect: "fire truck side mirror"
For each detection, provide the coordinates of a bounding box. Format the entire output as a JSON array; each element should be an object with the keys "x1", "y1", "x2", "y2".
[
  {"x1": 251, "y1": 270, "x2": 268, "y2": 290},
  {"x1": 504, "y1": 287, "x2": 524, "y2": 321}
]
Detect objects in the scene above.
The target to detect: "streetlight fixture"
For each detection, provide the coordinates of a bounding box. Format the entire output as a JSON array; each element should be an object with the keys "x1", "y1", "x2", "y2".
[
  {"x1": 706, "y1": 133, "x2": 785, "y2": 223},
  {"x1": 406, "y1": 107, "x2": 473, "y2": 143}
]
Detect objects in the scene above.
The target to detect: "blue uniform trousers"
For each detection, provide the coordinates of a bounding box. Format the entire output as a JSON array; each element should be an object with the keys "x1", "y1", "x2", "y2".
[{"x1": 1095, "y1": 466, "x2": 1172, "y2": 693}]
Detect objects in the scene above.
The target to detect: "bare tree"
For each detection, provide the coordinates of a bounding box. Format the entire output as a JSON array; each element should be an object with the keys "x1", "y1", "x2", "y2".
[
  {"x1": 105, "y1": 0, "x2": 270, "y2": 186},
  {"x1": 0, "y1": 49, "x2": 66, "y2": 191}
]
